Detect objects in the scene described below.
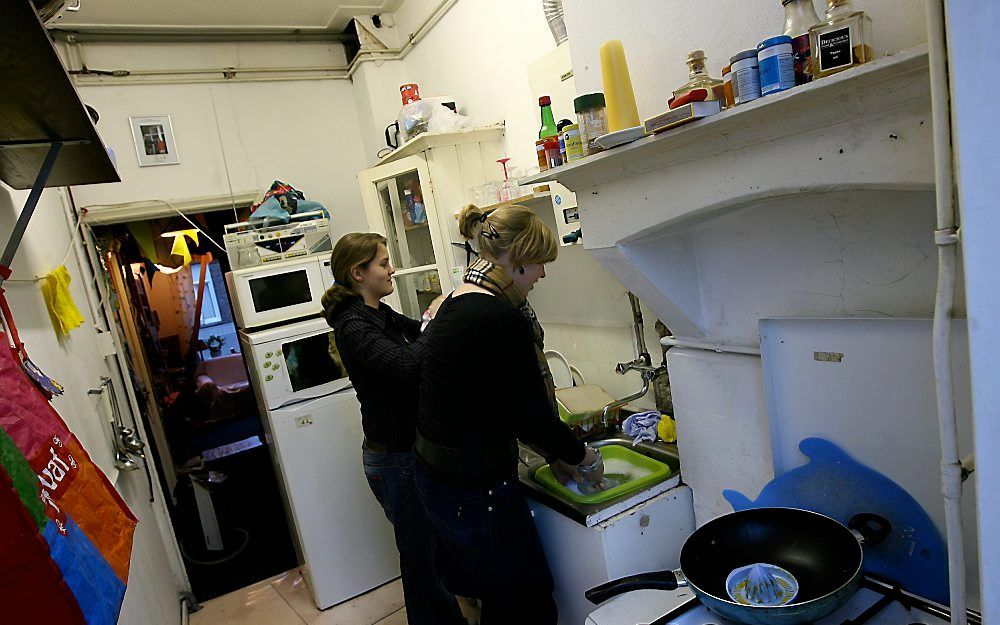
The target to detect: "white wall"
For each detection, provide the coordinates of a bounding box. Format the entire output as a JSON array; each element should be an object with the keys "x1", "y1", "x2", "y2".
[
  {"x1": 63, "y1": 41, "x2": 372, "y2": 240},
  {"x1": 0, "y1": 184, "x2": 185, "y2": 625},
  {"x1": 563, "y1": 0, "x2": 928, "y2": 125}
]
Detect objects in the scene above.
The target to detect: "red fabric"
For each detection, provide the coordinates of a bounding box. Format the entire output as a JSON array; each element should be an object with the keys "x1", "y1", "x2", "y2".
[
  {"x1": 0, "y1": 461, "x2": 86, "y2": 625},
  {"x1": 0, "y1": 333, "x2": 137, "y2": 582}
]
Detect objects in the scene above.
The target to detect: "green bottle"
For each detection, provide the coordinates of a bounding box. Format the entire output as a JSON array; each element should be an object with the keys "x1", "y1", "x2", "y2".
[{"x1": 538, "y1": 95, "x2": 558, "y2": 140}]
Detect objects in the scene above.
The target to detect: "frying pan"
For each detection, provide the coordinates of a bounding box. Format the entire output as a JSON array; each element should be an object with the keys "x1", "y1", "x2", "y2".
[{"x1": 586, "y1": 508, "x2": 890, "y2": 625}]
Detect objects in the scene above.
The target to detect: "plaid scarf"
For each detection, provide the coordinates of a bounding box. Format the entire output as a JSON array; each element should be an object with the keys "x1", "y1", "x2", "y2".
[{"x1": 464, "y1": 258, "x2": 558, "y2": 417}]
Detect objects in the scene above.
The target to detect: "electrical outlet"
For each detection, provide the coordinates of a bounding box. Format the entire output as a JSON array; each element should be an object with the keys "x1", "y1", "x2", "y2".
[{"x1": 295, "y1": 416, "x2": 313, "y2": 428}]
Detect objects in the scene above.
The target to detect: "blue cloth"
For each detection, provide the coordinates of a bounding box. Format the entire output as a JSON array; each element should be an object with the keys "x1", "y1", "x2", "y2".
[
  {"x1": 362, "y1": 447, "x2": 466, "y2": 625},
  {"x1": 295, "y1": 199, "x2": 330, "y2": 219},
  {"x1": 623, "y1": 410, "x2": 661, "y2": 445},
  {"x1": 248, "y1": 196, "x2": 289, "y2": 224},
  {"x1": 414, "y1": 462, "x2": 558, "y2": 625}
]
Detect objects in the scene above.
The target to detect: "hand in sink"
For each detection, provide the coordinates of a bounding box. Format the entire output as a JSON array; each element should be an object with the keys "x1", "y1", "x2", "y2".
[{"x1": 549, "y1": 445, "x2": 605, "y2": 485}]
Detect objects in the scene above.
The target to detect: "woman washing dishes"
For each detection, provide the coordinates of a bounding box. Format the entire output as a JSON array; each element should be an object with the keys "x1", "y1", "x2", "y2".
[
  {"x1": 414, "y1": 205, "x2": 605, "y2": 625},
  {"x1": 321, "y1": 233, "x2": 464, "y2": 625}
]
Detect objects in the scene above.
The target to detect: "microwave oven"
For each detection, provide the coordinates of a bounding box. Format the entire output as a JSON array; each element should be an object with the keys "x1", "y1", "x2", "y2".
[
  {"x1": 239, "y1": 316, "x2": 352, "y2": 410},
  {"x1": 226, "y1": 255, "x2": 333, "y2": 329}
]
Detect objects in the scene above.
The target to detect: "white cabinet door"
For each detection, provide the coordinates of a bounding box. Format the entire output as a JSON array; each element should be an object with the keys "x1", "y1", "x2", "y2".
[{"x1": 358, "y1": 154, "x2": 448, "y2": 318}]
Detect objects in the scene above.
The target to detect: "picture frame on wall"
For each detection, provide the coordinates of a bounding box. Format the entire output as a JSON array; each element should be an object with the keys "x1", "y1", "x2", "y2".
[{"x1": 129, "y1": 115, "x2": 179, "y2": 166}]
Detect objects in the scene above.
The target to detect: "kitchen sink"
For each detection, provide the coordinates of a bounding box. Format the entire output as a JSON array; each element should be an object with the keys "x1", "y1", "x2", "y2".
[{"x1": 518, "y1": 433, "x2": 681, "y2": 525}]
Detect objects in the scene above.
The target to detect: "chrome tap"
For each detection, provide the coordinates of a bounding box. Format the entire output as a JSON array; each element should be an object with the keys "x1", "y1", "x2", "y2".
[{"x1": 601, "y1": 292, "x2": 668, "y2": 428}]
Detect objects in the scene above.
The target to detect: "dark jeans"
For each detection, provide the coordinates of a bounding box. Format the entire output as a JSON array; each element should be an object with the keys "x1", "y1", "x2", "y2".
[
  {"x1": 362, "y1": 448, "x2": 465, "y2": 625},
  {"x1": 414, "y1": 462, "x2": 558, "y2": 625}
]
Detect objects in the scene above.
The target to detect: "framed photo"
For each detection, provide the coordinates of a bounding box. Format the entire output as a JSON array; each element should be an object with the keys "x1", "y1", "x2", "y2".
[{"x1": 129, "y1": 115, "x2": 179, "y2": 166}]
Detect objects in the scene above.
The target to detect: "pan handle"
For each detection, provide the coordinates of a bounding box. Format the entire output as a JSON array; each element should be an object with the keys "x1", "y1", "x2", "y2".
[
  {"x1": 849, "y1": 513, "x2": 892, "y2": 547},
  {"x1": 585, "y1": 569, "x2": 685, "y2": 605}
]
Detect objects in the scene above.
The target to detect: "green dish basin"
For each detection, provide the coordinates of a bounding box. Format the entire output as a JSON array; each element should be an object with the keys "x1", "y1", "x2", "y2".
[{"x1": 533, "y1": 444, "x2": 672, "y2": 505}]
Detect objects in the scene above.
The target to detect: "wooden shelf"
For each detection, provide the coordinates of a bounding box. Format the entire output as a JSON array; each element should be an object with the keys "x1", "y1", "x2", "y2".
[
  {"x1": 453, "y1": 191, "x2": 552, "y2": 218},
  {"x1": 378, "y1": 125, "x2": 506, "y2": 166},
  {"x1": 0, "y1": 2, "x2": 119, "y2": 189}
]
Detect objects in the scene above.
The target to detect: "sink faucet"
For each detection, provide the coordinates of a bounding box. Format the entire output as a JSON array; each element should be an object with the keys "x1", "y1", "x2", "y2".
[{"x1": 599, "y1": 292, "x2": 667, "y2": 429}]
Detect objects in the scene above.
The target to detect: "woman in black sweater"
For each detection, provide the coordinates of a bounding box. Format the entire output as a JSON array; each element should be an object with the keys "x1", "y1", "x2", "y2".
[
  {"x1": 414, "y1": 205, "x2": 604, "y2": 625},
  {"x1": 322, "y1": 233, "x2": 463, "y2": 625}
]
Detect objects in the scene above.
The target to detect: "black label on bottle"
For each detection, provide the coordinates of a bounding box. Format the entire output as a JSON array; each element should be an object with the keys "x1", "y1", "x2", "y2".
[{"x1": 819, "y1": 26, "x2": 853, "y2": 72}]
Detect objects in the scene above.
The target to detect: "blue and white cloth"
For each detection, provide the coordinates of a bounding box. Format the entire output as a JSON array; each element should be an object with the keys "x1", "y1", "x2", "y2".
[{"x1": 623, "y1": 410, "x2": 662, "y2": 446}]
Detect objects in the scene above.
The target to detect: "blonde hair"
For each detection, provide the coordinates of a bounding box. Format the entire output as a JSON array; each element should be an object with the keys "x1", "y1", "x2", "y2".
[
  {"x1": 458, "y1": 204, "x2": 558, "y2": 267},
  {"x1": 321, "y1": 232, "x2": 387, "y2": 312}
]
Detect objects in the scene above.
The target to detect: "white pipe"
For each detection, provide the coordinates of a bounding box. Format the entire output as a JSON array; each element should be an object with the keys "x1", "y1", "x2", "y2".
[
  {"x1": 660, "y1": 336, "x2": 761, "y2": 356},
  {"x1": 926, "y1": 0, "x2": 967, "y2": 622}
]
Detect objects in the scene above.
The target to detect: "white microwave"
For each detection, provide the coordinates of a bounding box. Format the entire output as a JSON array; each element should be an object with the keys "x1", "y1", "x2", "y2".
[
  {"x1": 239, "y1": 317, "x2": 352, "y2": 410},
  {"x1": 226, "y1": 255, "x2": 333, "y2": 329}
]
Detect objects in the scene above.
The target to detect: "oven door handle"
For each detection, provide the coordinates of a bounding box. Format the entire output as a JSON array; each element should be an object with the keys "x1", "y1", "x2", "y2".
[{"x1": 271, "y1": 387, "x2": 354, "y2": 412}]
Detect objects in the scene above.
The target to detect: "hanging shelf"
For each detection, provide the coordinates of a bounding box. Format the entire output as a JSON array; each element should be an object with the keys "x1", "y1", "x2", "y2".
[{"x1": 0, "y1": 0, "x2": 120, "y2": 284}]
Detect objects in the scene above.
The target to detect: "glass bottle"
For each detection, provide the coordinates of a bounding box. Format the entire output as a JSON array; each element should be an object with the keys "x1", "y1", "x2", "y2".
[
  {"x1": 782, "y1": 0, "x2": 822, "y2": 85},
  {"x1": 671, "y1": 50, "x2": 724, "y2": 104},
  {"x1": 538, "y1": 96, "x2": 558, "y2": 140},
  {"x1": 808, "y1": 0, "x2": 873, "y2": 79}
]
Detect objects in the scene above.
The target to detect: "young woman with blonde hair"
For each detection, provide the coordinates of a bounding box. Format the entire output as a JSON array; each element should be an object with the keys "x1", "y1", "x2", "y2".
[
  {"x1": 414, "y1": 205, "x2": 604, "y2": 625},
  {"x1": 322, "y1": 233, "x2": 463, "y2": 625}
]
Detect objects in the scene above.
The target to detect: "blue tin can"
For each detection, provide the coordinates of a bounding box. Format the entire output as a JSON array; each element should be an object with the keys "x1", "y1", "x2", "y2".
[{"x1": 757, "y1": 35, "x2": 796, "y2": 95}]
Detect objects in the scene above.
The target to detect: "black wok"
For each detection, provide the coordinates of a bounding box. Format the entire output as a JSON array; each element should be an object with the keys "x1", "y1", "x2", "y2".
[{"x1": 586, "y1": 508, "x2": 890, "y2": 625}]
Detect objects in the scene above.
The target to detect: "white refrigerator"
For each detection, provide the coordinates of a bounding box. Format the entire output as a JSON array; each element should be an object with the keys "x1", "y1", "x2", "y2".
[
  {"x1": 266, "y1": 390, "x2": 399, "y2": 609},
  {"x1": 241, "y1": 320, "x2": 399, "y2": 609}
]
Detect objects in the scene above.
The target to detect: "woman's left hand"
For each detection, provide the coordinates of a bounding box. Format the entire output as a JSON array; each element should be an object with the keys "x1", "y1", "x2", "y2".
[
  {"x1": 427, "y1": 293, "x2": 448, "y2": 319},
  {"x1": 550, "y1": 459, "x2": 580, "y2": 485}
]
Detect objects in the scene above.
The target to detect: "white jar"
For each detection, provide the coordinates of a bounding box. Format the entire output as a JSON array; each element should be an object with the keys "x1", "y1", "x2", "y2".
[{"x1": 730, "y1": 49, "x2": 762, "y2": 106}]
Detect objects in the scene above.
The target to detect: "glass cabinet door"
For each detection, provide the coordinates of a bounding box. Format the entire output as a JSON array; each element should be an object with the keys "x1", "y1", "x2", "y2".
[
  {"x1": 361, "y1": 155, "x2": 446, "y2": 319},
  {"x1": 374, "y1": 169, "x2": 434, "y2": 271}
]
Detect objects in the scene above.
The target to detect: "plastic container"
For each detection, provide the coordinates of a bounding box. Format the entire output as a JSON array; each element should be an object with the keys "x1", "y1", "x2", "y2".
[
  {"x1": 730, "y1": 49, "x2": 762, "y2": 105},
  {"x1": 562, "y1": 124, "x2": 584, "y2": 162},
  {"x1": 574, "y1": 92, "x2": 608, "y2": 156},
  {"x1": 757, "y1": 35, "x2": 796, "y2": 95},
  {"x1": 533, "y1": 444, "x2": 672, "y2": 505}
]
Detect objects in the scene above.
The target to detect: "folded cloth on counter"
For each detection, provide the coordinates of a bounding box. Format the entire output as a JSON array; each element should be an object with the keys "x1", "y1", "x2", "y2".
[
  {"x1": 623, "y1": 410, "x2": 662, "y2": 446},
  {"x1": 41, "y1": 265, "x2": 85, "y2": 336}
]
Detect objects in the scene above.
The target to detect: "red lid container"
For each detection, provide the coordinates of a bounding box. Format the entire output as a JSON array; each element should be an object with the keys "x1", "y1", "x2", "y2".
[{"x1": 400, "y1": 83, "x2": 421, "y2": 105}]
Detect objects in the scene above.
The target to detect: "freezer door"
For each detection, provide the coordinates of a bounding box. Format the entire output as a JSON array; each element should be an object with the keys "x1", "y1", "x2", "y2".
[{"x1": 267, "y1": 391, "x2": 399, "y2": 609}]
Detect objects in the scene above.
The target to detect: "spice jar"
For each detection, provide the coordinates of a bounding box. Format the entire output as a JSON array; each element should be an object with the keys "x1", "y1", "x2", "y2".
[
  {"x1": 536, "y1": 139, "x2": 549, "y2": 171},
  {"x1": 543, "y1": 138, "x2": 563, "y2": 169},
  {"x1": 722, "y1": 64, "x2": 735, "y2": 108},
  {"x1": 730, "y1": 50, "x2": 762, "y2": 106},
  {"x1": 574, "y1": 92, "x2": 608, "y2": 156},
  {"x1": 563, "y1": 124, "x2": 584, "y2": 162}
]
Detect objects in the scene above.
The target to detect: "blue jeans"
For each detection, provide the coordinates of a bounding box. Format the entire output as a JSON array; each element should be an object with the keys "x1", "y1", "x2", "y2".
[
  {"x1": 362, "y1": 448, "x2": 465, "y2": 625},
  {"x1": 414, "y1": 463, "x2": 558, "y2": 625}
]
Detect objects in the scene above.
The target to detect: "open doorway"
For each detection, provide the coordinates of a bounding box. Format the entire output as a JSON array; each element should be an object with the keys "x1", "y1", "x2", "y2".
[{"x1": 92, "y1": 210, "x2": 297, "y2": 601}]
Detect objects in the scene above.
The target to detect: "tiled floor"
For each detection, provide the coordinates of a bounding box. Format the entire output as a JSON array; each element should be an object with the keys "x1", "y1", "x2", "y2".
[{"x1": 190, "y1": 569, "x2": 406, "y2": 625}]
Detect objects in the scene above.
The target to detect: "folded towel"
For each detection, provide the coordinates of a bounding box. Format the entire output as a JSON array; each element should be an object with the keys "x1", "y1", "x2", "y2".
[{"x1": 623, "y1": 410, "x2": 661, "y2": 446}]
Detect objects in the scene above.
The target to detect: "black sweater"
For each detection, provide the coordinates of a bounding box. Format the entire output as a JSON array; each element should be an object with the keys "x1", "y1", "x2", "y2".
[
  {"x1": 417, "y1": 293, "x2": 585, "y2": 483},
  {"x1": 327, "y1": 296, "x2": 426, "y2": 451}
]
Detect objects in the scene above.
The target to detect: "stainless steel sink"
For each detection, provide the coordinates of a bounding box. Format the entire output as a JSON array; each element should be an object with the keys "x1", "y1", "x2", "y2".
[{"x1": 517, "y1": 433, "x2": 681, "y2": 524}]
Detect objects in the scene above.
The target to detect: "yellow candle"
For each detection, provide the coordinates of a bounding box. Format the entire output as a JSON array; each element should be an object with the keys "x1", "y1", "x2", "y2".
[{"x1": 599, "y1": 40, "x2": 640, "y2": 132}]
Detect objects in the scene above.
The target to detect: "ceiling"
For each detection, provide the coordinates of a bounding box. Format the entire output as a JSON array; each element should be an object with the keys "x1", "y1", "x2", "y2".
[{"x1": 48, "y1": 0, "x2": 404, "y2": 33}]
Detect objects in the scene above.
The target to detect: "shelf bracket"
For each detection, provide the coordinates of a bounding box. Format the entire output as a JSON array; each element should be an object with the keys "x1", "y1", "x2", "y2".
[{"x1": 0, "y1": 141, "x2": 63, "y2": 286}]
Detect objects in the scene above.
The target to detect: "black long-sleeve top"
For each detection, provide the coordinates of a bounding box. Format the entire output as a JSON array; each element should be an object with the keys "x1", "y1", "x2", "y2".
[
  {"x1": 327, "y1": 295, "x2": 426, "y2": 451},
  {"x1": 417, "y1": 293, "x2": 585, "y2": 484}
]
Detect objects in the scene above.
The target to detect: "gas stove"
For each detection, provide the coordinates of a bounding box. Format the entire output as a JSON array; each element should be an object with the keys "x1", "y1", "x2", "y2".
[{"x1": 585, "y1": 576, "x2": 981, "y2": 625}]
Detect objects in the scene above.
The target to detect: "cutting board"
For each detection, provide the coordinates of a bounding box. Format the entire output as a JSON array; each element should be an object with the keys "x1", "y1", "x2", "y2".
[
  {"x1": 723, "y1": 437, "x2": 948, "y2": 604},
  {"x1": 556, "y1": 385, "x2": 617, "y2": 424}
]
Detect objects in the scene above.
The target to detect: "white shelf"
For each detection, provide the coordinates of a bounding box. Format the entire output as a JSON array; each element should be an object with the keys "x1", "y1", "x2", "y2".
[
  {"x1": 520, "y1": 46, "x2": 930, "y2": 194},
  {"x1": 378, "y1": 125, "x2": 506, "y2": 166}
]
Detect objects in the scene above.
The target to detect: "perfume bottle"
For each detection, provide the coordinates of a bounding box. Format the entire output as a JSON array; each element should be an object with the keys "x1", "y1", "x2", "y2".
[
  {"x1": 671, "y1": 50, "x2": 725, "y2": 105},
  {"x1": 782, "y1": 0, "x2": 822, "y2": 84},
  {"x1": 808, "y1": 0, "x2": 873, "y2": 79}
]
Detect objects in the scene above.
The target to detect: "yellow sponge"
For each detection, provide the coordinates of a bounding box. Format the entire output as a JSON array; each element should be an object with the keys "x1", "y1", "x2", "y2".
[{"x1": 657, "y1": 415, "x2": 677, "y2": 443}]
